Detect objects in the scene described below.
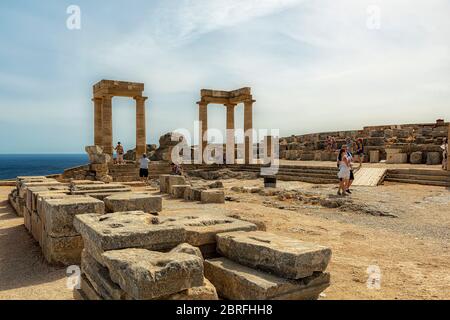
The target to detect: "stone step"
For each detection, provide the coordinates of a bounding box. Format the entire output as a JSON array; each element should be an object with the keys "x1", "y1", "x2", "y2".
[
  {"x1": 387, "y1": 173, "x2": 450, "y2": 182},
  {"x1": 388, "y1": 169, "x2": 450, "y2": 177},
  {"x1": 385, "y1": 177, "x2": 449, "y2": 187},
  {"x1": 276, "y1": 175, "x2": 337, "y2": 184}
]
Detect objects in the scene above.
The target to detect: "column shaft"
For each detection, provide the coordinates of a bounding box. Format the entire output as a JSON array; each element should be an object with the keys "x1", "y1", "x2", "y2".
[
  {"x1": 135, "y1": 96, "x2": 147, "y2": 157},
  {"x1": 199, "y1": 103, "x2": 208, "y2": 163},
  {"x1": 244, "y1": 101, "x2": 254, "y2": 164},
  {"x1": 93, "y1": 98, "x2": 103, "y2": 147},
  {"x1": 102, "y1": 95, "x2": 113, "y2": 157},
  {"x1": 225, "y1": 104, "x2": 236, "y2": 164}
]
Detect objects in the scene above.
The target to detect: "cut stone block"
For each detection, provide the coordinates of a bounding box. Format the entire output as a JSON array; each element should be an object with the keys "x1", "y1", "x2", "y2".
[
  {"x1": 74, "y1": 211, "x2": 186, "y2": 263},
  {"x1": 71, "y1": 183, "x2": 127, "y2": 191},
  {"x1": 184, "y1": 187, "x2": 205, "y2": 201},
  {"x1": 102, "y1": 248, "x2": 204, "y2": 300},
  {"x1": 201, "y1": 190, "x2": 225, "y2": 204},
  {"x1": 159, "y1": 174, "x2": 171, "y2": 193},
  {"x1": 31, "y1": 211, "x2": 43, "y2": 245},
  {"x1": 162, "y1": 278, "x2": 218, "y2": 300},
  {"x1": 104, "y1": 192, "x2": 162, "y2": 214},
  {"x1": 410, "y1": 151, "x2": 423, "y2": 164},
  {"x1": 81, "y1": 250, "x2": 128, "y2": 300},
  {"x1": 19, "y1": 181, "x2": 61, "y2": 198},
  {"x1": 369, "y1": 150, "x2": 380, "y2": 163},
  {"x1": 26, "y1": 186, "x2": 49, "y2": 211},
  {"x1": 42, "y1": 197, "x2": 105, "y2": 237},
  {"x1": 155, "y1": 214, "x2": 257, "y2": 246},
  {"x1": 204, "y1": 257, "x2": 330, "y2": 300},
  {"x1": 386, "y1": 153, "x2": 407, "y2": 164},
  {"x1": 171, "y1": 185, "x2": 190, "y2": 199},
  {"x1": 24, "y1": 207, "x2": 32, "y2": 232},
  {"x1": 41, "y1": 231, "x2": 83, "y2": 265},
  {"x1": 32, "y1": 189, "x2": 69, "y2": 213},
  {"x1": 426, "y1": 152, "x2": 441, "y2": 165},
  {"x1": 167, "y1": 176, "x2": 187, "y2": 194},
  {"x1": 216, "y1": 231, "x2": 332, "y2": 279}
]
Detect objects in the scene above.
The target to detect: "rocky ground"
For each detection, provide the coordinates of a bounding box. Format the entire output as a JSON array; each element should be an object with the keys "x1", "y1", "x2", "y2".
[{"x1": 0, "y1": 179, "x2": 449, "y2": 300}]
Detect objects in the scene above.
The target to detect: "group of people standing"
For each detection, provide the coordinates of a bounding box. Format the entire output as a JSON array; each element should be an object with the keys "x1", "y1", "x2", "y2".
[{"x1": 336, "y1": 137, "x2": 364, "y2": 196}]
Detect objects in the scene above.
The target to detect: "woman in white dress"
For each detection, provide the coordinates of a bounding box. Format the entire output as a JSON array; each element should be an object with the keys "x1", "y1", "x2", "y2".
[{"x1": 337, "y1": 148, "x2": 351, "y2": 196}]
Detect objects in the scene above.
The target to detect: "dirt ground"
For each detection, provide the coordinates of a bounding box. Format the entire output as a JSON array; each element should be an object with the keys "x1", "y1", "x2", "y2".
[{"x1": 1, "y1": 179, "x2": 449, "y2": 300}]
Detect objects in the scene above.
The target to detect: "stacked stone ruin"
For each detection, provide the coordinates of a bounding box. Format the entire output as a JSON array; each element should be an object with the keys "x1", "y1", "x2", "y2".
[
  {"x1": 159, "y1": 174, "x2": 225, "y2": 204},
  {"x1": 8, "y1": 174, "x2": 332, "y2": 300},
  {"x1": 280, "y1": 120, "x2": 449, "y2": 164}
]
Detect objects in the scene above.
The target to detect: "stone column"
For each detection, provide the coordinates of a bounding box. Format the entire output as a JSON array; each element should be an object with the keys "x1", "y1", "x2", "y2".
[
  {"x1": 102, "y1": 95, "x2": 113, "y2": 158},
  {"x1": 199, "y1": 102, "x2": 208, "y2": 163},
  {"x1": 244, "y1": 100, "x2": 254, "y2": 164},
  {"x1": 225, "y1": 103, "x2": 236, "y2": 164},
  {"x1": 265, "y1": 135, "x2": 273, "y2": 159},
  {"x1": 135, "y1": 96, "x2": 148, "y2": 158},
  {"x1": 93, "y1": 97, "x2": 103, "y2": 147}
]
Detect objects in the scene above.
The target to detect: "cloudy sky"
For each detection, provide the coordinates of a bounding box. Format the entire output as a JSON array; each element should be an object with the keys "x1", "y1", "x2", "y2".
[{"x1": 0, "y1": 0, "x2": 449, "y2": 153}]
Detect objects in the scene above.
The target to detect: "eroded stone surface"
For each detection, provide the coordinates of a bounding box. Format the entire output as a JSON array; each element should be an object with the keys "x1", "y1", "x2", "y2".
[
  {"x1": 42, "y1": 197, "x2": 105, "y2": 237},
  {"x1": 167, "y1": 176, "x2": 187, "y2": 194},
  {"x1": 102, "y1": 248, "x2": 204, "y2": 299},
  {"x1": 162, "y1": 278, "x2": 218, "y2": 300},
  {"x1": 216, "y1": 231, "x2": 331, "y2": 279},
  {"x1": 74, "y1": 211, "x2": 186, "y2": 257},
  {"x1": 81, "y1": 250, "x2": 127, "y2": 300},
  {"x1": 159, "y1": 175, "x2": 171, "y2": 193},
  {"x1": 104, "y1": 192, "x2": 162, "y2": 213},
  {"x1": 171, "y1": 185, "x2": 190, "y2": 199},
  {"x1": 204, "y1": 257, "x2": 330, "y2": 300},
  {"x1": 41, "y1": 231, "x2": 84, "y2": 265},
  {"x1": 170, "y1": 243, "x2": 203, "y2": 261},
  {"x1": 154, "y1": 214, "x2": 257, "y2": 246},
  {"x1": 201, "y1": 190, "x2": 225, "y2": 204}
]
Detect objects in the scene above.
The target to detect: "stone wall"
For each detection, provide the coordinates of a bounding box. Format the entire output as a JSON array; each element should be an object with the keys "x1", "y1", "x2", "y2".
[{"x1": 279, "y1": 120, "x2": 448, "y2": 164}]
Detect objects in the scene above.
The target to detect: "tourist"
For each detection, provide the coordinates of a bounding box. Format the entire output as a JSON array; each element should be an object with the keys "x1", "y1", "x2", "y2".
[
  {"x1": 171, "y1": 162, "x2": 183, "y2": 176},
  {"x1": 331, "y1": 136, "x2": 337, "y2": 151},
  {"x1": 355, "y1": 138, "x2": 364, "y2": 167},
  {"x1": 345, "y1": 137, "x2": 353, "y2": 152},
  {"x1": 139, "y1": 154, "x2": 150, "y2": 183},
  {"x1": 344, "y1": 145, "x2": 355, "y2": 194},
  {"x1": 337, "y1": 148, "x2": 351, "y2": 196},
  {"x1": 115, "y1": 142, "x2": 125, "y2": 165},
  {"x1": 441, "y1": 138, "x2": 448, "y2": 170}
]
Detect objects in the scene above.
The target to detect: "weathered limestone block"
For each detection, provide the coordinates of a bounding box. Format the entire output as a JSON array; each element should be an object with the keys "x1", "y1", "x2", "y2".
[
  {"x1": 71, "y1": 183, "x2": 128, "y2": 191},
  {"x1": 184, "y1": 187, "x2": 205, "y2": 201},
  {"x1": 101, "y1": 248, "x2": 204, "y2": 300},
  {"x1": 201, "y1": 190, "x2": 225, "y2": 204},
  {"x1": 85, "y1": 145, "x2": 111, "y2": 164},
  {"x1": 31, "y1": 211, "x2": 43, "y2": 245},
  {"x1": 167, "y1": 176, "x2": 187, "y2": 194},
  {"x1": 386, "y1": 153, "x2": 407, "y2": 164},
  {"x1": 104, "y1": 193, "x2": 162, "y2": 214},
  {"x1": 42, "y1": 197, "x2": 105, "y2": 237},
  {"x1": 81, "y1": 250, "x2": 128, "y2": 300},
  {"x1": 369, "y1": 150, "x2": 380, "y2": 163},
  {"x1": 159, "y1": 174, "x2": 171, "y2": 193},
  {"x1": 410, "y1": 151, "x2": 423, "y2": 164},
  {"x1": 74, "y1": 211, "x2": 186, "y2": 263},
  {"x1": 162, "y1": 279, "x2": 218, "y2": 300},
  {"x1": 24, "y1": 207, "x2": 32, "y2": 232},
  {"x1": 216, "y1": 231, "x2": 331, "y2": 279},
  {"x1": 155, "y1": 214, "x2": 257, "y2": 247},
  {"x1": 171, "y1": 185, "x2": 190, "y2": 199},
  {"x1": 426, "y1": 152, "x2": 441, "y2": 165},
  {"x1": 26, "y1": 186, "x2": 49, "y2": 211},
  {"x1": 170, "y1": 243, "x2": 203, "y2": 261},
  {"x1": 80, "y1": 274, "x2": 102, "y2": 300},
  {"x1": 41, "y1": 231, "x2": 84, "y2": 265},
  {"x1": 205, "y1": 258, "x2": 330, "y2": 300},
  {"x1": 19, "y1": 180, "x2": 60, "y2": 198}
]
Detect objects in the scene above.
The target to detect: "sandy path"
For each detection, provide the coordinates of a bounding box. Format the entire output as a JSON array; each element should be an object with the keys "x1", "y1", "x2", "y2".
[{"x1": 0, "y1": 187, "x2": 73, "y2": 300}]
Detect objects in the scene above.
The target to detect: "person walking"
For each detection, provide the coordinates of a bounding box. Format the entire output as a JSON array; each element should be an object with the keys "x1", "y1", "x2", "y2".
[
  {"x1": 115, "y1": 142, "x2": 125, "y2": 165},
  {"x1": 355, "y1": 138, "x2": 364, "y2": 167},
  {"x1": 441, "y1": 137, "x2": 448, "y2": 170},
  {"x1": 337, "y1": 148, "x2": 351, "y2": 196},
  {"x1": 344, "y1": 145, "x2": 355, "y2": 194},
  {"x1": 139, "y1": 154, "x2": 150, "y2": 183}
]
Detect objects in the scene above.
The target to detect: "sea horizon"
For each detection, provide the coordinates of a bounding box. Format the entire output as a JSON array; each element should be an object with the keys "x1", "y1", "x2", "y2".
[{"x1": 0, "y1": 154, "x2": 89, "y2": 180}]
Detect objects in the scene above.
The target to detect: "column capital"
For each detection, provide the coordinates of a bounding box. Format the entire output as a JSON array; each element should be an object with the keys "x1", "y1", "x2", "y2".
[
  {"x1": 225, "y1": 103, "x2": 237, "y2": 109},
  {"x1": 102, "y1": 94, "x2": 114, "y2": 100},
  {"x1": 197, "y1": 101, "x2": 208, "y2": 107},
  {"x1": 134, "y1": 96, "x2": 148, "y2": 102}
]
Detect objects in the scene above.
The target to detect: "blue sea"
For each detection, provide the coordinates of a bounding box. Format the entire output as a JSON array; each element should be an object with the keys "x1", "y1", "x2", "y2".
[{"x1": 0, "y1": 154, "x2": 89, "y2": 180}]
